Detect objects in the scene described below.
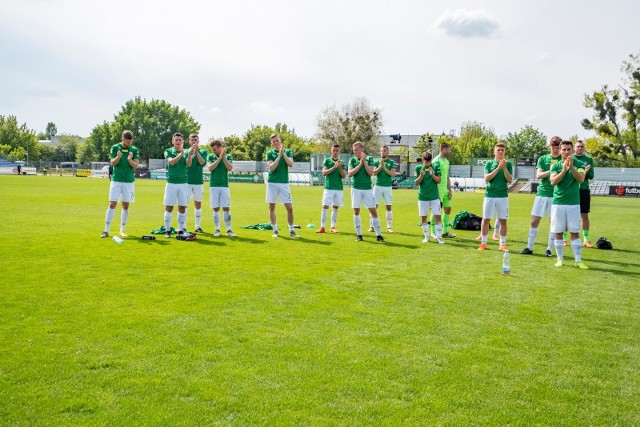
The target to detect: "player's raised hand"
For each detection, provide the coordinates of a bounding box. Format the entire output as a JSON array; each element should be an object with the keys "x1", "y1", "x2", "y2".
[
  {"x1": 116, "y1": 150, "x2": 123, "y2": 159},
  {"x1": 127, "y1": 151, "x2": 133, "y2": 160}
]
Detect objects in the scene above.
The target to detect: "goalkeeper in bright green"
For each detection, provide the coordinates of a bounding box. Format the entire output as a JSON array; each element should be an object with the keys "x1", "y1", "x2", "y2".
[{"x1": 430, "y1": 142, "x2": 456, "y2": 238}]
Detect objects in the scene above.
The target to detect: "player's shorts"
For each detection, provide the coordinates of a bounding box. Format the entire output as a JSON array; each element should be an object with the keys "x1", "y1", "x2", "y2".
[
  {"x1": 579, "y1": 189, "x2": 591, "y2": 214},
  {"x1": 439, "y1": 189, "x2": 452, "y2": 208},
  {"x1": 530, "y1": 196, "x2": 552, "y2": 218},
  {"x1": 482, "y1": 197, "x2": 509, "y2": 220},
  {"x1": 109, "y1": 181, "x2": 135, "y2": 203},
  {"x1": 164, "y1": 183, "x2": 189, "y2": 206},
  {"x1": 209, "y1": 187, "x2": 231, "y2": 209},
  {"x1": 374, "y1": 185, "x2": 393, "y2": 205},
  {"x1": 351, "y1": 188, "x2": 376, "y2": 209},
  {"x1": 550, "y1": 204, "x2": 580, "y2": 233},
  {"x1": 418, "y1": 199, "x2": 441, "y2": 217},
  {"x1": 266, "y1": 183, "x2": 292, "y2": 204},
  {"x1": 322, "y1": 189, "x2": 344, "y2": 207},
  {"x1": 188, "y1": 184, "x2": 204, "y2": 202}
]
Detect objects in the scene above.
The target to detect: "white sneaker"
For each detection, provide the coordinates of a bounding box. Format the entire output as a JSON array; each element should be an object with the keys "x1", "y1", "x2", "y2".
[
  {"x1": 214, "y1": 229, "x2": 221, "y2": 237},
  {"x1": 436, "y1": 238, "x2": 445, "y2": 244},
  {"x1": 272, "y1": 231, "x2": 279, "y2": 238},
  {"x1": 227, "y1": 230, "x2": 237, "y2": 237},
  {"x1": 422, "y1": 237, "x2": 430, "y2": 243}
]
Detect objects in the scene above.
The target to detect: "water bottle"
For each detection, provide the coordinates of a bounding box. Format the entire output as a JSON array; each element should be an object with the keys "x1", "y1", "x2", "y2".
[
  {"x1": 112, "y1": 236, "x2": 124, "y2": 244},
  {"x1": 502, "y1": 250, "x2": 510, "y2": 275}
]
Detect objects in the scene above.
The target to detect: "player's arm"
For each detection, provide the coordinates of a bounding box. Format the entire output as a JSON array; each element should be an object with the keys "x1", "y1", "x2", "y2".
[
  {"x1": 185, "y1": 148, "x2": 193, "y2": 167},
  {"x1": 414, "y1": 167, "x2": 425, "y2": 185},
  {"x1": 503, "y1": 162, "x2": 513, "y2": 184},
  {"x1": 586, "y1": 160, "x2": 594, "y2": 180},
  {"x1": 373, "y1": 160, "x2": 383, "y2": 176},
  {"x1": 432, "y1": 168, "x2": 441, "y2": 184},
  {"x1": 166, "y1": 150, "x2": 183, "y2": 166},
  {"x1": 195, "y1": 149, "x2": 205, "y2": 165},
  {"x1": 208, "y1": 155, "x2": 223, "y2": 172},
  {"x1": 484, "y1": 166, "x2": 500, "y2": 183},
  {"x1": 282, "y1": 149, "x2": 294, "y2": 168},
  {"x1": 536, "y1": 167, "x2": 550, "y2": 179},
  {"x1": 127, "y1": 150, "x2": 139, "y2": 169},
  {"x1": 267, "y1": 152, "x2": 281, "y2": 172},
  {"x1": 338, "y1": 162, "x2": 347, "y2": 178},
  {"x1": 222, "y1": 154, "x2": 233, "y2": 171},
  {"x1": 110, "y1": 148, "x2": 122, "y2": 166},
  {"x1": 382, "y1": 161, "x2": 396, "y2": 177},
  {"x1": 348, "y1": 159, "x2": 362, "y2": 177},
  {"x1": 362, "y1": 157, "x2": 374, "y2": 176},
  {"x1": 570, "y1": 164, "x2": 585, "y2": 184},
  {"x1": 447, "y1": 177, "x2": 453, "y2": 198},
  {"x1": 550, "y1": 163, "x2": 568, "y2": 186}
]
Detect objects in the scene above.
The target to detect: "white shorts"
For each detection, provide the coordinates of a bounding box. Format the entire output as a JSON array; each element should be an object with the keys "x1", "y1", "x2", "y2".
[
  {"x1": 109, "y1": 182, "x2": 135, "y2": 203},
  {"x1": 188, "y1": 184, "x2": 204, "y2": 202},
  {"x1": 266, "y1": 183, "x2": 292, "y2": 204},
  {"x1": 530, "y1": 196, "x2": 552, "y2": 218},
  {"x1": 351, "y1": 188, "x2": 376, "y2": 209},
  {"x1": 418, "y1": 200, "x2": 441, "y2": 217},
  {"x1": 483, "y1": 197, "x2": 509, "y2": 220},
  {"x1": 210, "y1": 187, "x2": 231, "y2": 209},
  {"x1": 374, "y1": 185, "x2": 393, "y2": 205},
  {"x1": 322, "y1": 189, "x2": 344, "y2": 207},
  {"x1": 164, "y1": 183, "x2": 189, "y2": 206},
  {"x1": 550, "y1": 204, "x2": 580, "y2": 234}
]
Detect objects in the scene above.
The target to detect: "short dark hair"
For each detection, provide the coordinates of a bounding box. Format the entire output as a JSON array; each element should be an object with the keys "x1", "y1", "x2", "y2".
[
  {"x1": 550, "y1": 136, "x2": 562, "y2": 146},
  {"x1": 210, "y1": 139, "x2": 222, "y2": 148},
  {"x1": 422, "y1": 152, "x2": 433, "y2": 161},
  {"x1": 121, "y1": 130, "x2": 133, "y2": 140},
  {"x1": 173, "y1": 132, "x2": 184, "y2": 139},
  {"x1": 332, "y1": 144, "x2": 340, "y2": 149},
  {"x1": 561, "y1": 140, "x2": 574, "y2": 147},
  {"x1": 440, "y1": 142, "x2": 451, "y2": 150},
  {"x1": 495, "y1": 142, "x2": 506, "y2": 149},
  {"x1": 270, "y1": 133, "x2": 280, "y2": 140},
  {"x1": 189, "y1": 133, "x2": 199, "y2": 139}
]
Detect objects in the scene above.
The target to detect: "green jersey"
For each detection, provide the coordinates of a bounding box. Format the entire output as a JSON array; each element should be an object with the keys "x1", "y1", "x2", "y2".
[
  {"x1": 432, "y1": 155, "x2": 450, "y2": 193},
  {"x1": 373, "y1": 158, "x2": 396, "y2": 187},
  {"x1": 266, "y1": 149, "x2": 293, "y2": 183},
  {"x1": 415, "y1": 164, "x2": 441, "y2": 201},
  {"x1": 536, "y1": 154, "x2": 562, "y2": 197},
  {"x1": 207, "y1": 153, "x2": 233, "y2": 187},
  {"x1": 484, "y1": 160, "x2": 513, "y2": 198},
  {"x1": 551, "y1": 158, "x2": 585, "y2": 205},
  {"x1": 349, "y1": 156, "x2": 375, "y2": 190},
  {"x1": 164, "y1": 147, "x2": 188, "y2": 184},
  {"x1": 573, "y1": 153, "x2": 594, "y2": 190},
  {"x1": 323, "y1": 157, "x2": 346, "y2": 191},
  {"x1": 109, "y1": 143, "x2": 139, "y2": 183},
  {"x1": 186, "y1": 148, "x2": 208, "y2": 185}
]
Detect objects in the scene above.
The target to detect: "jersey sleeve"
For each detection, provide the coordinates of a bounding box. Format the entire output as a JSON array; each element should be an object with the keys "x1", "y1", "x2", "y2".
[
  {"x1": 507, "y1": 162, "x2": 513, "y2": 174},
  {"x1": 226, "y1": 154, "x2": 233, "y2": 163},
  {"x1": 164, "y1": 149, "x2": 172, "y2": 160}
]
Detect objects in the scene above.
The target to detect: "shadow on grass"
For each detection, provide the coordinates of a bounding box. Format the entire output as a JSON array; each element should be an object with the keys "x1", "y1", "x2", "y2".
[
  {"x1": 580, "y1": 266, "x2": 640, "y2": 277},
  {"x1": 227, "y1": 236, "x2": 268, "y2": 244}
]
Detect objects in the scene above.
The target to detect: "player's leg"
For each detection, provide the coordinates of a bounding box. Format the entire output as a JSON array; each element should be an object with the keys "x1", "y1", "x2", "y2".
[
  {"x1": 193, "y1": 184, "x2": 204, "y2": 232},
  {"x1": 221, "y1": 188, "x2": 233, "y2": 235},
  {"x1": 432, "y1": 200, "x2": 444, "y2": 243},
  {"x1": 177, "y1": 184, "x2": 189, "y2": 232},
  {"x1": 419, "y1": 201, "x2": 429, "y2": 242},
  {"x1": 266, "y1": 184, "x2": 279, "y2": 236},
  {"x1": 478, "y1": 198, "x2": 494, "y2": 250},
  {"x1": 551, "y1": 205, "x2": 566, "y2": 266},
  {"x1": 497, "y1": 198, "x2": 509, "y2": 251}
]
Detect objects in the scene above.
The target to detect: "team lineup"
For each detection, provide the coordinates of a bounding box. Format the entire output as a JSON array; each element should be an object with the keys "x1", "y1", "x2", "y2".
[{"x1": 100, "y1": 130, "x2": 594, "y2": 269}]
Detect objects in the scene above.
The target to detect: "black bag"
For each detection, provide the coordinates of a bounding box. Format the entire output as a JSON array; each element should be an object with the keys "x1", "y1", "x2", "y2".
[
  {"x1": 452, "y1": 210, "x2": 482, "y2": 230},
  {"x1": 596, "y1": 237, "x2": 613, "y2": 250}
]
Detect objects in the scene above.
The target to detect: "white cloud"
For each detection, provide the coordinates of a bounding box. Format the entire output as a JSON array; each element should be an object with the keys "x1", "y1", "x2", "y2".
[
  {"x1": 433, "y1": 9, "x2": 500, "y2": 39},
  {"x1": 250, "y1": 101, "x2": 287, "y2": 115},
  {"x1": 207, "y1": 107, "x2": 222, "y2": 114}
]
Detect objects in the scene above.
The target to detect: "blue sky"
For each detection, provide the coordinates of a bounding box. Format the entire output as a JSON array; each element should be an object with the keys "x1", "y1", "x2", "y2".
[{"x1": 2, "y1": 0, "x2": 639, "y2": 142}]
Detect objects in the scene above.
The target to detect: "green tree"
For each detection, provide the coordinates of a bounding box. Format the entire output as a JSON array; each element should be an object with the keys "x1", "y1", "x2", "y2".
[
  {"x1": 219, "y1": 135, "x2": 248, "y2": 160},
  {"x1": 76, "y1": 137, "x2": 99, "y2": 164},
  {"x1": 55, "y1": 135, "x2": 83, "y2": 162},
  {"x1": 315, "y1": 97, "x2": 383, "y2": 153},
  {"x1": 453, "y1": 121, "x2": 498, "y2": 163},
  {"x1": 90, "y1": 97, "x2": 201, "y2": 162},
  {"x1": 240, "y1": 123, "x2": 311, "y2": 162},
  {"x1": 45, "y1": 122, "x2": 58, "y2": 139},
  {"x1": 0, "y1": 115, "x2": 40, "y2": 163},
  {"x1": 504, "y1": 125, "x2": 547, "y2": 159}
]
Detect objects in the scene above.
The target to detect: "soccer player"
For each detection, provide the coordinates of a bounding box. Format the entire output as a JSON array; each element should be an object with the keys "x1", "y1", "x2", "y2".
[
  {"x1": 100, "y1": 130, "x2": 139, "y2": 238},
  {"x1": 478, "y1": 142, "x2": 512, "y2": 251},
  {"x1": 431, "y1": 142, "x2": 456, "y2": 238},
  {"x1": 519, "y1": 136, "x2": 562, "y2": 256},
  {"x1": 162, "y1": 133, "x2": 192, "y2": 238},
  {"x1": 348, "y1": 141, "x2": 384, "y2": 242},
  {"x1": 186, "y1": 134, "x2": 208, "y2": 233},
  {"x1": 369, "y1": 145, "x2": 396, "y2": 233},
  {"x1": 415, "y1": 152, "x2": 444, "y2": 244},
  {"x1": 550, "y1": 140, "x2": 588, "y2": 269},
  {"x1": 207, "y1": 139, "x2": 235, "y2": 236},
  {"x1": 316, "y1": 144, "x2": 346, "y2": 233},
  {"x1": 574, "y1": 140, "x2": 594, "y2": 247},
  {"x1": 266, "y1": 133, "x2": 298, "y2": 238}
]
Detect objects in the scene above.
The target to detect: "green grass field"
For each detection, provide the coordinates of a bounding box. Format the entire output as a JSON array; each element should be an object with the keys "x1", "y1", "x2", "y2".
[{"x1": 1, "y1": 175, "x2": 639, "y2": 425}]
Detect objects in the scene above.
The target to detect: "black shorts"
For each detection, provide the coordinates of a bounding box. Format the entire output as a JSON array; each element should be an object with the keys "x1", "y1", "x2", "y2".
[{"x1": 579, "y1": 189, "x2": 591, "y2": 214}]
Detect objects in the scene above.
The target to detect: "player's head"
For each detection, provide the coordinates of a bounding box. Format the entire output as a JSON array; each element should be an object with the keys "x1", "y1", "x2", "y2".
[
  {"x1": 494, "y1": 142, "x2": 506, "y2": 159},
  {"x1": 189, "y1": 133, "x2": 199, "y2": 147},
  {"x1": 549, "y1": 136, "x2": 562, "y2": 156},
  {"x1": 352, "y1": 141, "x2": 364, "y2": 158},
  {"x1": 331, "y1": 144, "x2": 340, "y2": 158},
  {"x1": 121, "y1": 130, "x2": 133, "y2": 147},
  {"x1": 172, "y1": 132, "x2": 184, "y2": 150},
  {"x1": 270, "y1": 133, "x2": 282, "y2": 149},
  {"x1": 422, "y1": 151, "x2": 433, "y2": 166},
  {"x1": 560, "y1": 140, "x2": 574, "y2": 159},
  {"x1": 575, "y1": 140, "x2": 586, "y2": 156},
  {"x1": 439, "y1": 142, "x2": 451, "y2": 158},
  {"x1": 210, "y1": 139, "x2": 223, "y2": 155},
  {"x1": 380, "y1": 145, "x2": 389, "y2": 158}
]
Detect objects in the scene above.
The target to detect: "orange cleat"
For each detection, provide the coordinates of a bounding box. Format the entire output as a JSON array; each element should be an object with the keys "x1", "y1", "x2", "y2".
[
  {"x1": 499, "y1": 245, "x2": 508, "y2": 252},
  {"x1": 330, "y1": 227, "x2": 339, "y2": 233},
  {"x1": 584, "y1": 241, "x2": 593, "y2": 248},
  {"x1": 315, "y1": 227, "x2": 326, "y2": 233},
  {"x1": 477, "y1": 243, "x2": 487, "y2": 251}
]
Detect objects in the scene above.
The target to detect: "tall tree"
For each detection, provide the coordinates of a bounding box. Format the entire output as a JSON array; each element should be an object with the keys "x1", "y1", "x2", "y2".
[
  {"x1": 76, "y1": 137, "x2": 99, "y2": 164},
  {"x1": 0, "y1": 115, "x2": 40, "y2": 162},
  {"x1": 504, "y1": 125, "x2": 547, "y2": 159},
  {"x1": 454, "y1": 121, "x2": 498, "y2": 163},
  {"x1": 241, "y1": 123, "x2": 311, "y2": 161},
  {"x1": 90, "y1": 97, "x2": 200, "y2": 162},
  {"x1": 45, "y1": 122, "x2": 58, "y2": 139},
  {"x1": 315, "y1": 97, "x2": 383, "y2": 153}
]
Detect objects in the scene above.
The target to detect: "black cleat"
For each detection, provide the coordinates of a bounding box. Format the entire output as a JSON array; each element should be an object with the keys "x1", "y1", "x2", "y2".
[
  {"x1": 355, "y1": 235, "x2": 364, "y2": 242},
  {"x1": 376, "y1": 235, "x2": 385, "y2": 243},
  {"x1": 99, "y1": 231, "x2": 109, "y2": 238},
  {"x1": 520, "y1": 248, "x2": 533, "y2": 255},
  {"x1": 194, "y1": 227, "x2": 205, "y2": 233},
  {"x1": 545, "y1": 249, "x2": 553, "y2": 257}
]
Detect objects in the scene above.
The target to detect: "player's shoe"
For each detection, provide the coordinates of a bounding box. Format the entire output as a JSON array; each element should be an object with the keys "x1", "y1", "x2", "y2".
[
  {"x1": 164, "y1": 232, "x2": 172, "y2": 238},
  {"x1": 499, "y1": 245, "x2": 508, "y2": 252},
  {"x1": 387, "y1": 228, "x2": 394, "y2": 233},
  {"x1": 118, "y1": 231, "x2": 128, "y2": 237},
  {"x1": 583, "y1": 241, "x2": 593, "y2": 248},
  {"x1": 367, "y1": 227, "x2": 375, "y2": 232},
  {"x1": 194, "y1": 227, "x2": 205, "y2": 233},
  {"x1": 289, "y1": 231, "x2": 300, "y2": 238},
  {"x1": 475, "y1": 234, "x2": 482, "y2": 240},
  {"x1": 214, "y1": 229, "x2": 221, "y2": 237},
  {"x1": 477, "y1": 243, "x2": 487, "y2": 251},
  {"x1": 355, "y1": 235, "x2": 363, "y2": 242},
  {"x1": 330, "y1": 227, "x2": 339, "y2": 233},
  {"x1": 422, "y1": 237, "x2": 430, "y2": 243},
  {"x1": 575, "y1": 262, "x2": 589, "y2": 270},
  {"x1": 436, "y1": 238, "x2": 445, "y2": 244},
  {"x1": 554, "y1": 260, "x2": 563, "y2": 267},
  {"x1": 376, "y1": 235, "x2": 385, "y2": 243},
  {"x1": 545, "y1": 249, "x2": 553, "y2": 257},
  {"x1": 520, "y1": 248, "x2": 533, "y2": 255},
  {"x1": 227, "y1": 230, "x2": 237, "y2": 237},
  {"x1": 492, "y1": 235, "x2": 500, "y2": 241},
  {"x1": 442, "y1": 232, "x2": 457, "y2": 238},
  {"x1": 315, "y1": 227, "x2": 326, "y2": 234},
  {"x1": 100, "y1": 231, "x2": 109, "y2": 238},
  {"x1": 272, "y1": 231, "x2": 279, "y2": 238}
]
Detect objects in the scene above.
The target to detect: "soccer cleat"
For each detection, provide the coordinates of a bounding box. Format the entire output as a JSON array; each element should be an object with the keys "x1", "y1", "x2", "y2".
[
  {"x1": 475, "y1": 234, "x2": 482, "y2": 240},
  {"x1": 575, "y1": 262, "x2": 589, "y2": 270},
  {"x1": 119, "y1": 231, "x2": 128, "y2": 237},
  {"x1": 289, "y1": 231, "x2": 300, "y2": 238},
  {"x1": 194, "y1": 227, "x2": 205, "y2": 233},
  {"x1": 563, "y1": 240, "x2": 569, "y2": 247},
  {"x1": 330, "y1": 227, "x2": 339, "y2": 233},
  {"x1": 520, "y1": 248, "x2": 533, "y2": 255},
  {"x1": 477, "y1": 243, "x2": 487, "y2": 251},
  {"x1": 164, "y1": 232, "x2": 172, "y2": 238},
  {"x1": 499, "y1": 245, "x2": 508, "y2": 252},
  {"x1": 272, "y1": 231, "x2": 279, "y2": 238},
  {"x1": 545, "y1": 249, "x2": 553, "y2": 257},
  {"x1": 367, "y1": 227, "x2": 375, "y2": 232},
  {"x1": 442, "y1": 231, "x2": 457, "y2": 238},
  {"x1": 315, "y1": 227, "x2": 326, "y2": 234},
  {"x1": 554, "y1": 260, "x2": 563, "y2": 267},
  {"x1": 436, "y1": 238, "x2": 445, "y2": 244},
  {"x1": 492, "y1": 235, "x2": 500, "y2": 241},
  {"x1": 227, "y1": 230, "x2": 237, "y2": 237},
  {"x1": 583, "y1": 241, "x2": 594, "y2": 248},
  {"x1": 355, "y1": 235, "x2": 364, "y2": 242},
  {"x1": 99, "y1": 231, "x2": 109, "y2": 238},
  {"x1": 214, "y1": 229, "x2": 221, "y2": 237},
  {"x1": 387, "y1": 228, "x2": 394, "y2": 233},
  {"x1": 376, "y1": 235, "x2": 385, "y2": 242},
  {"x1": 422, "y1": 237, "x2": 430, "y2": 243}
]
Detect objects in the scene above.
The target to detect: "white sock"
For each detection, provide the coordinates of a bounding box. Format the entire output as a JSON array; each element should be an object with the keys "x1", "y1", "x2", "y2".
[
  {"x1": 548, "y1": 232, "x2": 555, "y2": 252},
  {"x1": 164, "y1": 211, "x2": 172, "y2": 231},
  {"x1": 195, "y1": 208, "x2": 202, "y2": 228},
  {"x1": 224, "y1": 211, "x2": 231, "y2": 231},
  {"x1": 527, "y1": 227, "x2": 538, "y2": 250},
  {"x1": 571, "y1": 238, "x2": 582, "y2": 263},
  {"x1": 372, "y1": 217, "x2": 381, "y2": 236},
  {"x1": 481, "y1": 234, "x2": 488, "y2": 244},
  {"x1": 120, "y1": 209, "x2": 129, "y2": 233},
  {"x1": 386, "y1": 210, "x2": 393, "y2": 229},
  {"x1": 435, "y1": 223, "x2": 443, "y2": 240},
  {"x1": 288, "y1": 224, "x2": 294, "y2": 232},
  {"x1": 213, "y1": 211, "x2": 220, "y2": 230},
  {"x1": 105, "y1": 207, "x2": 115, "y2": 232},
  {"x1": 369, "y1": 213, "x2": 373, "y2": 228},
  {"x1": 493, "y1": 220, "x2": 501, "y2": 237},
  {"x1": 354, "y1": 214, "x2": 362, "y2": 235},
  {"x1": 320, "y1": 208, "x2": 328, "y2": 228},
  {"x1": 500, "y1": 235, "x2": 507, "y2": 246},
  {"x1": 555, "y1": 239, "x2": 564, "y2": 261},
  {"x1": 178, "y1": 212, "x2": 186, "y2": 231},
  {"x1": 331, "y1": 208, "x2": 338, "y2": 228},
  {"x1": 422, "y1": 224, "x2": 429, "y2": 237},
  {"x1": 272, "y1": 223, "x2": 278, "y2": 233}
]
